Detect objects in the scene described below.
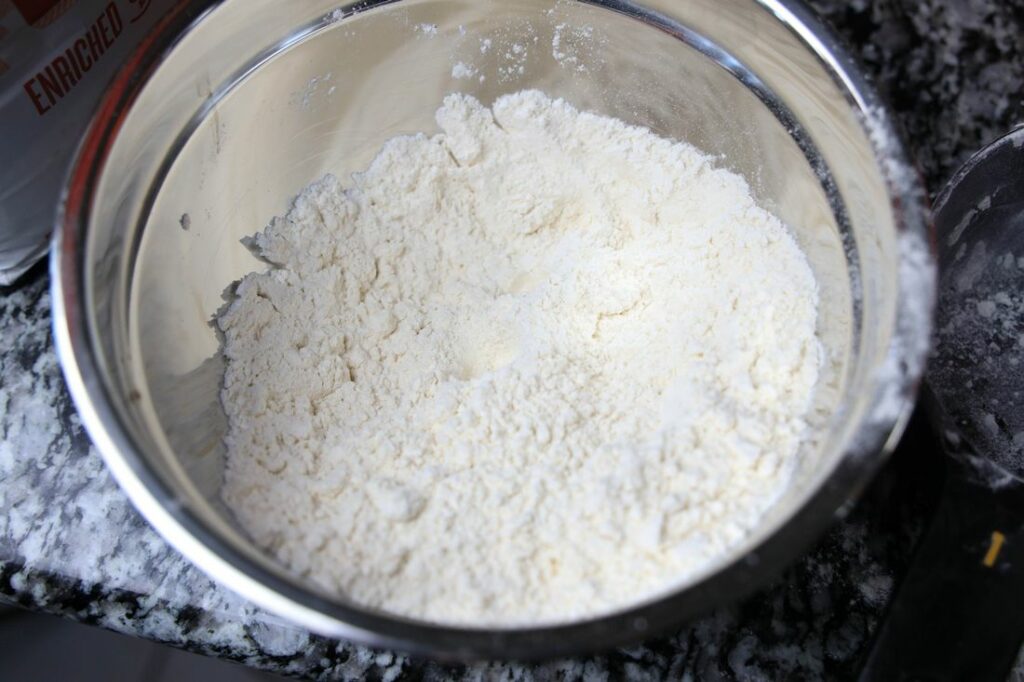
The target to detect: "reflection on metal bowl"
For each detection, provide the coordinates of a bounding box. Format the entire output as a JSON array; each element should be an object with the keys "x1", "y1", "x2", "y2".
[{"x1": 53, "y1": 0, "x2": 934, "y2": 660}]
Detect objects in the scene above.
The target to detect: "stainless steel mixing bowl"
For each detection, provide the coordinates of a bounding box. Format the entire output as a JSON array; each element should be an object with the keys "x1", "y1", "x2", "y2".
[{"x1": 52, "y1": 0, "x2": 935, "y2": 659}]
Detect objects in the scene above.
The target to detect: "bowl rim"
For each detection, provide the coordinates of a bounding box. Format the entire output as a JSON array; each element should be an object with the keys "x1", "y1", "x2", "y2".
[{"x1": 51, "y1": 0, "x2": 935, "y2": 661}]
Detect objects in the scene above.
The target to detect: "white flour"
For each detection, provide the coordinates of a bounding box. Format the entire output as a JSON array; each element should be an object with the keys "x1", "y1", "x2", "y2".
[{"x1": 218, "y1": 91, "x2": 821, "y2": 625}]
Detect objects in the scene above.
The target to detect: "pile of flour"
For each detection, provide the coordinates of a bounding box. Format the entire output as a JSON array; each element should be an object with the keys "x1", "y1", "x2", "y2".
[{"x1": 218, "y1": 91, "x2": 821, "y2": 625}]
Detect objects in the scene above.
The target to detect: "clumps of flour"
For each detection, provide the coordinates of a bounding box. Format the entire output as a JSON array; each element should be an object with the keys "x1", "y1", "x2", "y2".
[
  {"x1": 551, "y1": 22, "x2": 602, "y2": 72},
  {"x1": 450, "y1": 62, "x2": 479, "y2": 81},
  {"x1": 448, "y1": 18, "x2": 605, "y2": 84},
  {"x1": 218, "y1": 91, "x2": 821, "y2": 625}
]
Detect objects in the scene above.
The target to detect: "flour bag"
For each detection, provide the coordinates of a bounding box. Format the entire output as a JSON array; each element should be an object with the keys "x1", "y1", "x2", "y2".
[{"x1": 0, "y1": 0, "x2": 173, "y2": 284}]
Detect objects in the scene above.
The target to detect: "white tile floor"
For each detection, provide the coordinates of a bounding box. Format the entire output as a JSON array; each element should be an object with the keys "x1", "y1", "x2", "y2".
[{"x1": 0, "y1": 607, "x2": 284, "y2": 681}]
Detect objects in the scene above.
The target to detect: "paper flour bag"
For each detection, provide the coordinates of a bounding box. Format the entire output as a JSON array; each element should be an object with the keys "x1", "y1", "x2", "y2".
[{"x1": 0, "y1": 0, "x2": 173, "y2": 284}]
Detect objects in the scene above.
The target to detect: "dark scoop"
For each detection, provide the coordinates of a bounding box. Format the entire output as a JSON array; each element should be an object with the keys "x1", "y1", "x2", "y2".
[{"x1": 860, "y1": 127, "x2": 1024, "y2": 681}]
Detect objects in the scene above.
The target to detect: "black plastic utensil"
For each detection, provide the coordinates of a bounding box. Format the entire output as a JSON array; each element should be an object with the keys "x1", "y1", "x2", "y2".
[{"x1": 860, "y1": 127, "x2": 1024, "y2": 681}]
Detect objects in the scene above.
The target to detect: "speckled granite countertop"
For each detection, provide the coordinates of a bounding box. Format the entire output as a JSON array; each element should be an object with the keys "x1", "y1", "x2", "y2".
[{"x1": 2, "y1": 1, "x2": 1023, "y2": 679}]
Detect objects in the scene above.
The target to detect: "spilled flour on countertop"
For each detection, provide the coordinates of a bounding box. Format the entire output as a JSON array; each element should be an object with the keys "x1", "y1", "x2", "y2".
[{"x1": 218, "y1": 91, "x2": 821, "y2": 625}]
